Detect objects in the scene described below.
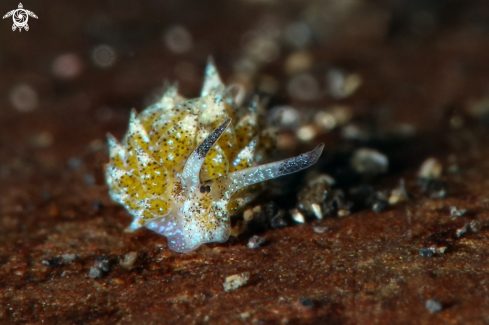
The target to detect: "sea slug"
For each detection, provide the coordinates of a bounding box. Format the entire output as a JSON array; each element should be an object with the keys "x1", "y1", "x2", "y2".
[{"x1": 105, "y1": 60, "x2": 324, "y2": 252}]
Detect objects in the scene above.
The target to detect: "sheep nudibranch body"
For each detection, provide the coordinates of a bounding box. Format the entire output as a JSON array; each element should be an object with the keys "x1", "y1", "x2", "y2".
[{"x1": 105, "y1": 60, "x2": 324, "y2": 253}]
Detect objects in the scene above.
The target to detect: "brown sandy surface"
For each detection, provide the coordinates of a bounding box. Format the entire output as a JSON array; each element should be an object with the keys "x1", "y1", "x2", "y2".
[{"x1": 1, "y1": 1, "x2": 489, "y2": 324}]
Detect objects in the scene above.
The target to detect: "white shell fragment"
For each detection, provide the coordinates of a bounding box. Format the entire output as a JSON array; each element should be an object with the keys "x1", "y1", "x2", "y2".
[
  {"x1": 350, "y1": 148, "x2": 388, "y2": 177},
  {"x1": 247, "y1": 235, "x2": 266, "y2": 249},
  {"x1": 425, "y1": 299, "x2": 443, "y2": 314},
  {"x1": 418, "y1": 157, "x2": 443, "y2": 179},
  {"x1": 223, "y1": 272, "x2": 250, "y2": 292},
  {"x1": 311, "y1": 203, "x2": 323, "y2": 220},
  {"x1": 388, "y1": 179, "x2": 409, "y2": 205},
  {"x1": 290, "y1": 208, "x2": 305, "y2": 223},
  {"x1": 120, "y1": 252, "x2": 138, "y2": 270},
  {"x1": 456, "y1": 222, "x2": 469, "y2": 238},
  {"x1": 470, "y1": 220, "x2": 481, "y2": 233}
]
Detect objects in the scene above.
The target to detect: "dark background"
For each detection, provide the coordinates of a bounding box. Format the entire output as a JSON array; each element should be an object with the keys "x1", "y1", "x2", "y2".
[{"x1": 1, "y1": 0, "x2": 489, "y2": 324}]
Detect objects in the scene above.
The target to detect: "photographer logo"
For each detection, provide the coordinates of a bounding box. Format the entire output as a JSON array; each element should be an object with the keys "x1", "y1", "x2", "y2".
[{"x1": 3, "y1": 3, "x2": 38, "y2": 32}]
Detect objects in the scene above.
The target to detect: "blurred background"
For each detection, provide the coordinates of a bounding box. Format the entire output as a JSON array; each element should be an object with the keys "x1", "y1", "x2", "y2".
[
  {"x1": 2, "y1": 0, "x2": 489, "y2": 162},
  {"x1": 2, "y1": 0, "x2": 489, "y2": 323},
  {"x1": 0, "y1": 0, "x2": 488, "y2": 158},
  {"x1": 3, "y1": 0, "x2": 489, "y2": 206}
]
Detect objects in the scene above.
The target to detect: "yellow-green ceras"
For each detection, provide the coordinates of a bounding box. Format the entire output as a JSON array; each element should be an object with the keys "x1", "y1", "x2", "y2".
[{"x1": 105, "y1": 60, "x2": 324, "y2": 253}]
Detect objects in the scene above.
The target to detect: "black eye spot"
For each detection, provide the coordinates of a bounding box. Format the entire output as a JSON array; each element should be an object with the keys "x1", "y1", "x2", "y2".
[
  {"x1": 205, "y1": 185, "x2": 211, "y2": 193},
  {"x1": 200, "y1": 185, "x2": 206, "y2": 193}
]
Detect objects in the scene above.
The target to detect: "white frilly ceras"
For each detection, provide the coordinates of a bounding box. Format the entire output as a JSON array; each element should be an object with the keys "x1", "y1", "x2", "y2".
[{"x1": 105, "y1": 60, "x2": 324, "y2": 253}]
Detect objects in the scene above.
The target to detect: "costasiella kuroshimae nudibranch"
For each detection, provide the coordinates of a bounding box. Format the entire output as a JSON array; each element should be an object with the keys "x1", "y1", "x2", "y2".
[{"x1": 105, "y1": 59, "x2": 324, "y2": 253}]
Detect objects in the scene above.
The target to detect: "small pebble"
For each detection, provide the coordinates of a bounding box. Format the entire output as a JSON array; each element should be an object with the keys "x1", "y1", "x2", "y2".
[
  {"x1": 419, "y1": 247, "x2": 435, "y2": 258},
  {"x1": 314, "y1": 111, "x2": 337, "y2": 131},
  {"x1": 243, "y1": 209, "x2": 253, "y2": 222},
  {"x1": 313, "y1": 225, "x2": 328, "y2": 234},
  {"x1": 418, "y1": 178, "x2": 447, "y2": 199},
  {"x1": 435, "y1": 246, "x2": 447, "y2": 254},
  {"x1": 341, "y1": 123, "x2": 371, "y2": 142},
  {"x1": 389, "y1": 179, "x2": 409, "y2": 205},
  {"x1": 450, "y1": 206, "x2": 467, "y2": 217},
  {"x1": 247, "y1": 236, "x2": 266, "y2": 249},
  {"x1": 297, "y1": 125, "x2": 317, "y2": 142},
  {"x1": 431, "y1": 188, "x2": 447, "y2": 199},
  {"x1": 94, "y1": 257, "x2": 111, "y2": 272},
  {"x1": 298, "y1": 297, "x2": 314, "y2": 309},
  {"x1": 425, "y1": 299, "x2": 443, "y2": 314},
  {"x1": 88, "y1": 267, "x2": 102, "y2": 279},
  {"x1": 252, "y1": 205, "x2": 262, "y2": 215},
  {"x1": 41, "y1": 258, "x2": 62, "y2": 266},
  {"x1": 470, "y1": 220, "x2": 481, "y2": 233},
  {"x1": 223, "y1": 272, "x2": 250, "y2": 292},
  {"x1": 312, "y1": 174, "x2": 336, "y2": 186},
  {"x1": 290, "y1": 208, "x2": 305, "y2": 223},
  {"x1": 456, "y1": 222, "x2": 469, "y2": 238},
  {"x1": 120, "y1": 252, "x2": 138, "y2": 270},
  {"x1": 326, "y1": 68, "x2": 362, "y2": 99},
  {"x1": 267, "y1": 106, "x2": 300, "y2": 129},
  {"x1": 418, "y1": 157, "x2": 443, "y2": 179},
  {"x1": 350, "y1": 148, "x2": 388, "y2": 177},
  {"x1": 270, "y1": 212, "x2": 287, "y2": 228},
  {"x1": 331, "y1": 196, "x2": 351, "y2": 217},
  {"x1": 297, "y1": 174, "x2": 332, "y2": 218},
  {"x1": 418, "y1": 158, "x2": 447, "y2": 198},
  {"x1": 311, "y1": 203, "x2": 323, "y2": 219},
  {"x1": 315, "y1": 106, "x2": 353, "y2": 132},
  {"x1": 321, "y1": 109, "x2": 351, "y2": 133},
  {"x1": 330, "y1": 105, "x2": 353, "y2": 126},
  {"x1": 61, "y1": 254, "x2": 76, "y2": 262},
  {"x1": 372, "y1": 200, "x2": 387, "y2": 212}
]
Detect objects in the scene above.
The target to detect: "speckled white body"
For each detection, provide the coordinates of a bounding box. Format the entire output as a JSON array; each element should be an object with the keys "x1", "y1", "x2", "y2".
[{"x1": 106, "y1": 60, "x2": 324, "y2": 253}]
